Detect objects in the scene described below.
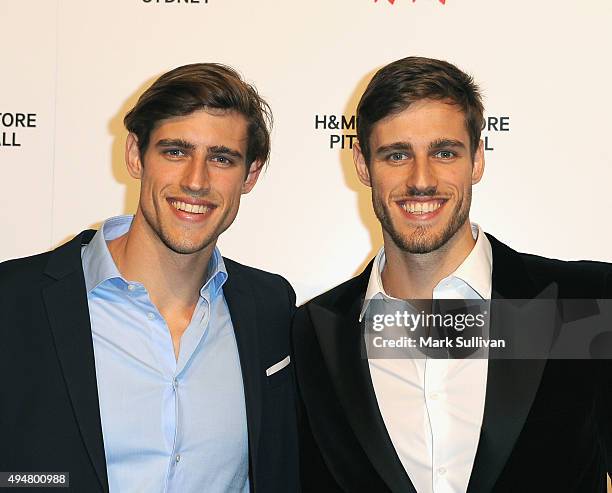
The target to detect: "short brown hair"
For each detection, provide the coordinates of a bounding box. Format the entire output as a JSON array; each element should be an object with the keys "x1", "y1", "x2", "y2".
[
  {"x1": 124, "y1": 63, "x2": 272, "y2": 170},
  {"x1": 356, "y1": 56, "x2": 484, "y2": 162}
]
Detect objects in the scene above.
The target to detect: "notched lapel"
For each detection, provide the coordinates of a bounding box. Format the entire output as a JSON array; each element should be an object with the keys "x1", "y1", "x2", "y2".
[
  {"x1": 308, "y1": 300, "x2": 416, "y2": 493},
  {"x1": 468, "y1": 237, "x2": 561, "y2": 492},
  {"x1": 222, "y1": 263, "x2": 262, "y2": 488},
  {"x1": 42, "y1": 231, "x2": 108, "y2": 493}
]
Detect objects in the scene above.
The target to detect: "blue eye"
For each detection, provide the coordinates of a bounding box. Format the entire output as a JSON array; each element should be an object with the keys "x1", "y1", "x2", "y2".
[
  {"x1": 389, "y1": 152, "x2": 408, "y2": 161},
  {"x1": 164, "y1": 149, "x2": 185, "y2": 158},
  {"x1": 212, "y1": 156, "x2": 234, "y2": 166},
  {"x1": 434, "y1": 150, "x2": 455, "y2": 159}
]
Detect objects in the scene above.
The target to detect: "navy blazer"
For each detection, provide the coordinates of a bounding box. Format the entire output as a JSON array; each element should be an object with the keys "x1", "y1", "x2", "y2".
[{"x1": 0, "y1": 230, "x2": 299, "y2": 493}]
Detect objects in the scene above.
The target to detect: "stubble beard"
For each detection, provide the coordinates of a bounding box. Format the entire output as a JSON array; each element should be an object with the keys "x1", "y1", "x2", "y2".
[
  {"x1": 373, "y1": 188, "x2": 471, "y2": 254},
  {"x1": 140, "y1": 201, "x2": 220, "y2": 256}
]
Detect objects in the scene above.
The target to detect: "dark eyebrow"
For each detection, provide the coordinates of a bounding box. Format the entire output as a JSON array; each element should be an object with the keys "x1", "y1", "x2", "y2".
[
  {"x1": 375, "y1": 142, "x2": 414, "y2": 158},
  {"x1": 208, "y1": 145, "x2": 244, "y2": 160},
  {"x1": 155, "y1": 138, "x2": 196, "y2": 151},
  {"x1": 428, "y1": 138, "x2": 466, "y2": 151}
]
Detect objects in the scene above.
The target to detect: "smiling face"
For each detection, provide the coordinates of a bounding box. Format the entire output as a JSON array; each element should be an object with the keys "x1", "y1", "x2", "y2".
[
  {"x1": 126, "y1": 108, "x2": 260, "y2": 256},
  {"x1": 354, "y1": 99, "x2": 484, "y2": 255}
]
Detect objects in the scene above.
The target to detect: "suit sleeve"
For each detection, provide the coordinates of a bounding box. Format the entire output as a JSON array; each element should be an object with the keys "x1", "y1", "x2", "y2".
[
  {"x1": 285, "y1": 277, "x2": 297, "y2": 315},
  {"x1": 603, "y1": 270, "x2": 612, "y2": 474},
  {"x1": 605, "y1": 365, "x2": 612, "y2": 475},
  {"x1": 291, "y1": 308, "x2": 345, "y2": 493}
]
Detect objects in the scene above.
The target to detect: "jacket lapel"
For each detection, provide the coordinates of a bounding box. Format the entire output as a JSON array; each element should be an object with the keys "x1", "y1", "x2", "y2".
[
  {"x1": 308, "y1": 265, "x2": 416, "y2": 493},
  {"x1": 467, "y1": 235, "x2": 558, "y2": 492},
  {"x1": 222, "y1": 260, "x2": 262, "y2": 491},
  {"x1": 42, "y1": 230, "x2": 109, "y2": 493}
]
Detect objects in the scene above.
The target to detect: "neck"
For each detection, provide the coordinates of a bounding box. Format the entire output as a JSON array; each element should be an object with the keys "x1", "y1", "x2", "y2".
[
  {"x1": 107, "y1": 213, "x2": 214, "y2": 313},
  {"x1": 381, "y1": 221, "x2": 476, "y2": 300}
]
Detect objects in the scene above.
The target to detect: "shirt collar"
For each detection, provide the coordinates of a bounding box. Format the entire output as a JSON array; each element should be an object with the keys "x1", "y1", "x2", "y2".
[
  {"x1": 360, "y1": 223, "x2": 492, "y2": 320},
  {"x1": 82, "y1": 215, "x2": 132, "y2": 292},
  {"x1": 204, "y1": 247, "x2": 228, "y2": 297},
  {"x1": 82, "y1": 214, "x2": 228, "y2": 297},
  {"x1": 448, "y1": 223, "x2": 492, "y2": 300}
]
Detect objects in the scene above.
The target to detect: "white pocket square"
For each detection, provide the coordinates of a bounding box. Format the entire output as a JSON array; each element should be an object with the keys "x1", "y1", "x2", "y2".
[{"x1": 266, "y1": 355, "x2": 291, "y2": 376}]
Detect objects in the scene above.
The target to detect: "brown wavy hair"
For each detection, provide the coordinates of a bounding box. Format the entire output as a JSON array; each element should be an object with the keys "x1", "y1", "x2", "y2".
[
  {"x1": 357, "y1": 56, "x2": 484, "y2": 162},
  {"x1": 124, "y1": 63, "x2": 272, "y2": 171}
]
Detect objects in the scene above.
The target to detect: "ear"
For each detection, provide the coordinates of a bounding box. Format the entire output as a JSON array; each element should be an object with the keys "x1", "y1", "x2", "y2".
[
  {"x1": 353, "y1": 141, "x2": 372, "y2": 187},
  {"x1": 241, "y1": 160, "x2": 263, "y2": 194},
  {"x1": 126, "y1": 132, "x2": 144, "y2": 179},
  {"x1": 471, "y1": 139, "x2": 485, "y2": 184}
]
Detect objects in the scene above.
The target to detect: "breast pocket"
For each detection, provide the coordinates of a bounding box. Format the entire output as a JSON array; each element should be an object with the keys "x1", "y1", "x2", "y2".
[{"x1": 266, "y1": 355, "x2": 291, "y2": 388}]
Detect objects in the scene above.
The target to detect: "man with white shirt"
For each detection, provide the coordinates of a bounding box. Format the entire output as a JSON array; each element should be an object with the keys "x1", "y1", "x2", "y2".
[
  {"x1": 0, "y1": 63, "x2": 297, "y2": 492},
  {"x1": 292, "y1": 57, "x2": 612, "y2": 492}
]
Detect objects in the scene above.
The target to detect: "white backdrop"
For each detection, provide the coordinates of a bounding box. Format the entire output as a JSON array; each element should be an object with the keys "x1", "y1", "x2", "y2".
[{"x1": 2, "y1": 0, "x2": 612, "y2": 303}]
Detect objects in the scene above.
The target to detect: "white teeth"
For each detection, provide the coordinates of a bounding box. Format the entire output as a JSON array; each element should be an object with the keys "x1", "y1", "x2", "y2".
[
  {"x1": 402, "y1": 201, "x2": 442, "y2": 214},
  {"x1": 171, "y1": 201, "x2": 210, "y2": 214}
]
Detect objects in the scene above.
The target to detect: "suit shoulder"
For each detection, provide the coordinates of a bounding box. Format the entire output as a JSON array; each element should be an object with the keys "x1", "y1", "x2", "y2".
[
  {"x1": 0, "y1": 251, "x2": 51, "y2": 287},
  {"x1": 223, "y1": 257, "x2": 291, "y2": 288},
  {"x1": 301, "y1": 270, "x2": 368, "y2": 311},
  {"x1": 292, "y1": 271, "x2": 368, "y2": 350},
  {"x1": 520, "y1": 250, "x2": 611, "y2": 280},
  {"x1": 223, "y1": 257, "x2": 288, "y2": 282},
  {"x1": 514, "y1": 248, "x2": 612, "y2": 296},
  {"x1": 488, "y1": 233, "x2": 612, "y2": 293}
]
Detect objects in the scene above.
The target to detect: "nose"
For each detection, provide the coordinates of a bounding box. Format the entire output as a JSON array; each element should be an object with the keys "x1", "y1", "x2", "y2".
[
  {"x1": 180, "y1": 159, "x2": 210, "y2": 195},
  {"x1": 408, "y1": 153, "x2": 438, "y2": 195}
]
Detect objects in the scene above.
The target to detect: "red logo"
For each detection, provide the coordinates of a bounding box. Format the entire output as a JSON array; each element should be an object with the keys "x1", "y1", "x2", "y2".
[{"x1": 375, "y1": 0, "x2": 446, "y2": 4}]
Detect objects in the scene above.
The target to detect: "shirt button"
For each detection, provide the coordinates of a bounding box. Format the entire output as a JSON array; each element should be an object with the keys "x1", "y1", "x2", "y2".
[
  {"x1": 147, "y1": 312, "x2": 155, "y2": 320},
  {"x1": 127, "y1": 284, "x2": 135, "y2": 291},
  {"x1": 172, "y1": 378, "x2": 178, "y2": 388},
  {"x1": 175, "y1": 454, "x2": 181, "y2": 463},
  {"x1": 437, "y1": 467, "x2": 447, "y2": 476}
]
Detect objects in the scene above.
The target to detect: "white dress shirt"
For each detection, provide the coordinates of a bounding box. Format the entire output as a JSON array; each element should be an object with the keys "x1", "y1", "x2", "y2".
[{"x1": 362, "y1": 224, "x2": 493, "y2": 493}]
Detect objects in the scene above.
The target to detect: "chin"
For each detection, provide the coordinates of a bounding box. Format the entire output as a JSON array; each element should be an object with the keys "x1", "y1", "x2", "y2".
[
  {"x1": 159, "y1": 232, "x2": 215, "y2": 256},
  {"x1": 390, "y1": 225, "x2": 452, "y2": 254},
  {"x1": 167, "y1": 244, "x2": 204, "y2": 255},
  {"x1": 397, "y1": 237, "x2": 443, "y2": 255}
]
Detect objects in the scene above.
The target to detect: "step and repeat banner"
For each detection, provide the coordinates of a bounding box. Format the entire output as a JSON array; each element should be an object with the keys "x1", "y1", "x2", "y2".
[{"x1": 2, "y1": 0, "x2": 611, "y2": 302}]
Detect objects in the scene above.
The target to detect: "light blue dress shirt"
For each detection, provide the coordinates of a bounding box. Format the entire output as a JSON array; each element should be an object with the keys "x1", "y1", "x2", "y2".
[{"x1": 81, "y1": 215, "x2": 249, "y2": 493}]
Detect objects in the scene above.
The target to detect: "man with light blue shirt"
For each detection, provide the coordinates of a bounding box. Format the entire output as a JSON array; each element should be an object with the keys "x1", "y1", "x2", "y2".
[{"x1": 0, "y1": 63, "x2": 298, "y2": 492}]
